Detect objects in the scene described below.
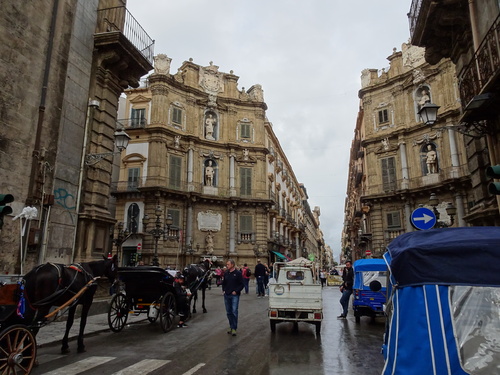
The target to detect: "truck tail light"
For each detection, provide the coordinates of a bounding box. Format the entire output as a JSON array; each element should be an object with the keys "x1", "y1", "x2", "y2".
[
  {"x1": 270, "y1": 310, "x2": 277, "y2": 318},
  {"x1": 314, "y1": 312, "x2": 322, "y2": 320}
]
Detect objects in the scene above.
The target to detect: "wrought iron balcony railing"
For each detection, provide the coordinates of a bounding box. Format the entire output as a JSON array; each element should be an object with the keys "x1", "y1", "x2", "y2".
[
  {"x1": 458, "y1": 13, "x2": 500, "y2": 108},
  {"x1": 96, "y1": 6, "x2": 154, "y2": 65}
]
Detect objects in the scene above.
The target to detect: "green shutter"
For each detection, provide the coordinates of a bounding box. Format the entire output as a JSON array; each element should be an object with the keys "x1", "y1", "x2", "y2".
[
  {"x1": 240, "y1": 215, "x2": 253, "y2": 232},
  {"x1": 382, "y1": 157, "x2": 396, "y2": 191},
  {"x1": 240, "y1": 168, "x2": 252, "y2": 196},
  {"x1": 169, "y1": 156, "x2": 182, "y2": 189}
]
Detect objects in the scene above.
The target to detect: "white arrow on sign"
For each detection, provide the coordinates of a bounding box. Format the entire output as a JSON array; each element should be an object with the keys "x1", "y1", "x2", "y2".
[{"x1": 413, "y1": 213, "x2": 434, "y2": 223}]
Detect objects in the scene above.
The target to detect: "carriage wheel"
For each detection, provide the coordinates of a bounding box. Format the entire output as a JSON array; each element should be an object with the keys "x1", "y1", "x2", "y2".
[
  {"x1": 159, "y1": 292, "x2": 176, "y2": 333},
  {"x1": 108, "y1": 293, "x2": 129, "y2": 332},
  {"x1": 147, "y1": 302, "x2": 159, "y2": 323},
  {"x1": 0, "y1": 325, "x2": 37, "y2": 375}
]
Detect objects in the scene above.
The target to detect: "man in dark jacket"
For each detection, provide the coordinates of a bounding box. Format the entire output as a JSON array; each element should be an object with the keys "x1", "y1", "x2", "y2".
[
  {"x1": 173, "y1": 274, "x2": 191, "y2": 327},
  {"x1": 222, "y1": 259, "x2": 244, "y2": 336},
  {"x1": 338, "y1": 261, "x2": 354, "y2": 319},
  {"x1": 254, "y1": 259, "x2": 267, "y2": 297}
]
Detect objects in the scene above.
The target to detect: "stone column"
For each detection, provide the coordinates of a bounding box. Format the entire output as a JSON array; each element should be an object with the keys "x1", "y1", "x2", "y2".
[
  {"x1": 399, "y1": 140, "x2": 409, "y2": 189},
  {"x1": 229, "y1": 207, "x2": 236, "y2": 253}
]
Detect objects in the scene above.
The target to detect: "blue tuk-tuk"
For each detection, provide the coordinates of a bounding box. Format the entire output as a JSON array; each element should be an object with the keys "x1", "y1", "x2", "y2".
[
  {"x1": 382, "y1": 227, "x2": 500, "y2": 375},
  {"x1": 352, "y1": 259, "x2": 387, "y2": 323}
]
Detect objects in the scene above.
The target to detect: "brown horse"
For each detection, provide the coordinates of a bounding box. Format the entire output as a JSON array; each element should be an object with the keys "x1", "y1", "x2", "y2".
[{"x1": 22, "y1": 255, "x2": 118, "y2": 354}]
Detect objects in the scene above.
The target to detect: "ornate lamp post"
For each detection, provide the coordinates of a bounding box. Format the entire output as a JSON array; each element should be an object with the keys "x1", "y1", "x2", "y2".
[
  {"x1": 112, "y1": 222, "x2": 129, "y2": 265},
  {"x1": 142, "y1": 205, "x2": 165, "y2": 267},
  {"x1": 418, "y1": 102, "x2": 441, "y2": 126},
  {"x1": 429, "y1": 193, "x2": 457, "y2": 227},
  {"x1": 185, "y1": 240, "x2": 198, "y2": 265}
]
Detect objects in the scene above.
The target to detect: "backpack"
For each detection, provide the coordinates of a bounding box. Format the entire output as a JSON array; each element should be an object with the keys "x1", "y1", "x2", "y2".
[{"x1": 245, "y1": 268, "x2": 251, "y2": 277}]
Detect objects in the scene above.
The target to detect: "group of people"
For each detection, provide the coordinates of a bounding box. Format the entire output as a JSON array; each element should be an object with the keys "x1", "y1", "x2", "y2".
[{"x1": 176, "y1": 258, "x2": 355, "y2": 335}]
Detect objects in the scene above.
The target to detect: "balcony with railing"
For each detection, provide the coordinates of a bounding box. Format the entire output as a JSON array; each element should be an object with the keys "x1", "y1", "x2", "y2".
[
  {"x1": 361, "y1": 164, "x2": 470, "y2": 198},
  {"x1": 118, "y1": 118, "x2": 147, "y2": 130},
  {"x1": 96, "y1": 6, "x2": 154, "y2": 65},
  {"x1": 458, "y1": 13, "x2": 500, "y2": 108},
  {"x1": 94, "y1": 6, "x2": 154, "y2": 86}
]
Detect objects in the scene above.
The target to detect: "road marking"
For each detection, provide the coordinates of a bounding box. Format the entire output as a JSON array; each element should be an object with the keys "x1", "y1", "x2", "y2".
[
  {"x1": 111, "y1": 359, "x2": 171, "y2": 374},
  {"x1": 41, "y1": 356, "x2": 115, "y2": 375},
  {"x1": 36, "y1": 354, "x2": 65, "y2": 366},
  {"x1": 182, "y1": 363, "x2": 206, "y2": 375}
]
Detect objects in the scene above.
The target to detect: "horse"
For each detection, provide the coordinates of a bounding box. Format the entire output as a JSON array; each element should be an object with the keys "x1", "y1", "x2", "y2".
[
  {"x1": 183, "y1": 258, "x2": 214, "y2": 314},
  {"x1": 21, "y1": 255, "x2": 118, "y2": 354}
]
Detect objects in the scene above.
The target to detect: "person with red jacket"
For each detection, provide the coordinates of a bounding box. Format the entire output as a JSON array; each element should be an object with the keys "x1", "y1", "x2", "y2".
[{"x1": 241, "y1": 263, "x2": 251, "y2": 294}]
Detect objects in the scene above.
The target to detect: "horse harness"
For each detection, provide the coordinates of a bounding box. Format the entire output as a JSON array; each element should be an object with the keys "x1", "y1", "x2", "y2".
[{"x1": 29, "y1": 262, "x2": 96, "y2": 309}]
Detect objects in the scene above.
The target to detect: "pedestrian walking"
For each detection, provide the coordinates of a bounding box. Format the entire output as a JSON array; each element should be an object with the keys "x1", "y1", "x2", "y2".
[
  {"x1": 319, "y1": 269, "x2": 327, "y2": 287},
  {"x1": 222, "y1": 259, "x2": 244, "y2": 336},
  {"x1": 254, "y1": 259, "x2": 267, "y2": 297},
  {"x1": 241, "y1": 263, "x2": 251, "y2": 294},
  {"x1": 338, "y1": 261, "x2": 354, "y2": 319}
]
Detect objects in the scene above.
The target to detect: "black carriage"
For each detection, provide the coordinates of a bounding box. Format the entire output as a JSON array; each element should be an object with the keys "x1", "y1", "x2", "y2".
[
  {"x1": 107, "y1": 267, "x2": 178, "y2": 333},
  {"x1": 0, "y1": 275, "x2": 37, "y2": 375}
]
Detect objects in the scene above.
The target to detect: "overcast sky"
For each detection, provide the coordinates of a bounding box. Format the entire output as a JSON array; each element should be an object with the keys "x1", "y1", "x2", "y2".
[{"x1": 127, "y1": 1, "x2": 412, "y2": 262}]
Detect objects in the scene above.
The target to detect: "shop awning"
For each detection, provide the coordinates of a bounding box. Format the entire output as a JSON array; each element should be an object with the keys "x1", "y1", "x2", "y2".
[{"x1": 271, "y1": 251, "x2": 288, "y2": 261}]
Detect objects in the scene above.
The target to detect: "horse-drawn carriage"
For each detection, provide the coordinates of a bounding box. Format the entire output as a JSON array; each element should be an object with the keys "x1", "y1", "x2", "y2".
[
  {"x1": 0, "y1": 274, "x2": 37, "y2": 375},
  {"x1": 107, "y1": 266, "x2": 178, "y2": 333},
  {"x1": 0, "y1": 255, "x2": 118, "y2": 375}
]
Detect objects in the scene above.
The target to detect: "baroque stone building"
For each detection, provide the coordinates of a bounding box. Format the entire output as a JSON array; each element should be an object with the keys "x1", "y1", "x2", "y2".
[
  {"x1": 0, "y1": 0, "x2": 153, "y2": 273},
  {"x1": 409, "y1": 0, "x2": 500, "y2": 225},
  {"x1": 343, "y1": 44, "x2": 471, "y2": 260},
  {"x1": 113, "y1": 56, "x2": 326, "y2": 269}
]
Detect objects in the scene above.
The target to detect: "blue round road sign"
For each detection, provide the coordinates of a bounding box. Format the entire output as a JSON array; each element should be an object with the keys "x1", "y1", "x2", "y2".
[{"x1": 411, "y1": 207, "x2": 436, "y2": 230}]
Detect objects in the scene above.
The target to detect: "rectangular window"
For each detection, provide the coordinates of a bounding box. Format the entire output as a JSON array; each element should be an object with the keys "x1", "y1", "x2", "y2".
[
  {"x1": 381, "y1": 157, "x2": 396, "y2": 191},
  {"x1": 378, "y1": 109, "x2": 389, "y2": 124},
  {"x1": 169, "y1": 155, "x2": 182, "y2": 189},
  {"x1": 240, "y1": 168, "x2": 252, "y2": 196},
  {"x1": 127, "y1": 168, "x2": 140, "y2": 190},
  {"x1": 240, "y1": 215, "x2": 253, "y2": 232},
  {"x1": 240, "y1": 123, "x2": 251, "y2": 139},
  {"x1": 131, "y1": 108, "x2": 145, "y2": 127},
  {"x1": 167, "y1": 209, "x2": 181, "y2": 227},
  {"x1": 386, "y1": 211, "x2": 401, "y2": 229},
  {"x1": 172, "y1": 107, "x2": 183, "y2": 125}
]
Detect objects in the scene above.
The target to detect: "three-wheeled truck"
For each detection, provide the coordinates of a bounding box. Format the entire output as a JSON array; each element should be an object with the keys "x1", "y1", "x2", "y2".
[
  {"x1": 352, "y1": 258, "x2": 387, "y2": 323},
  {"x1": 382, "y1": 227, "x2": 500, "y2": 375}
]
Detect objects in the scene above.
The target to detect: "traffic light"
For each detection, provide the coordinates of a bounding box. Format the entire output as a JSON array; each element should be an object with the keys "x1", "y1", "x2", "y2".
[
  {"x1": 486, "y1": 165, "x2": 500, "y2": 195},
  {"x1": 0, "y1": 194, "x2": 14, "y2": 230}
]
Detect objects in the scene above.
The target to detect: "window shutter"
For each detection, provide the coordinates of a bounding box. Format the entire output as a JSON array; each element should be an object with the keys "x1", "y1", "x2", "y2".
[{"x1": 169, "y1": 156, "x2": 182, "y2": 189}]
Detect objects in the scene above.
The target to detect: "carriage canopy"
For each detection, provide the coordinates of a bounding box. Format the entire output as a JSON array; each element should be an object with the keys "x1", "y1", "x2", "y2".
[{"x1": 382, "y1": 227, "x2": 500, "y2": 375}]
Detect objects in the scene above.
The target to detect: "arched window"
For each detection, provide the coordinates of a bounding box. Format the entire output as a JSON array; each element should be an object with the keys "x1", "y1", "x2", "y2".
[{"x1": 127, "y1": 203, "x2": 140, "y2": 233}]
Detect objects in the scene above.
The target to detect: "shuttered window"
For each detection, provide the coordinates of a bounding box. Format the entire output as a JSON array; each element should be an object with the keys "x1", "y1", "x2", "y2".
[
  {"x1": 240, "y1": 167, "x2": 252, "y2": 196},
  {"x1": 381, "y1": 157, "x2": 396, "y2": 191},
  {"x1": 169, "y1": 155, "x2": 182, "y2": 189}
]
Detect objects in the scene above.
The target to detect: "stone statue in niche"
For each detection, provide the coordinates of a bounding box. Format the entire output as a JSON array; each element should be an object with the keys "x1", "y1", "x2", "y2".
[
  {"x1": 174, "y1": 135, "x2": 181, "y2": 148},
  {"x1": 425, "y1": 144, "x2": 438, "y2": 174},
  {"x1": 205, "y1": 231, "x2": 214, "y2": 254},
  {"x1": 417, "y1": 88, "x2": 430, "y2": 110},
  {"x1": 243, "y1": 149, "x2": 249, "y2": 160},
  {"x1": 205, "y1": 113, "x2": 216, "y2": 140},
  {"x1": 205, "y1": 160, "x2": 214, "y2": 186}
]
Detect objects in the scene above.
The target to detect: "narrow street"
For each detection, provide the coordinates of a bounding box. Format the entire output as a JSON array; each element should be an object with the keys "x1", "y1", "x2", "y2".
[{"x1": 33, "y1": 285, "x2": 385, "y2": 375}]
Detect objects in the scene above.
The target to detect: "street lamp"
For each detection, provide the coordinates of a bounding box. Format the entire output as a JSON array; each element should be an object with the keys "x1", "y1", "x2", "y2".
[
  {"x1": 112, "y1": 222, "x2": 129, "y2": 265},
  {"x1": 142, "y1": 205, "x2": 165, "y2": 267},
  {"x1": 429, "y1": 193, "x2": 457, "y2": 227},
  {"x1": 85, "y1": 129, "x2": 131, "y2": 165},
  {"x1": 418, "y1": 102, "x2": 441, "y2": 126}
]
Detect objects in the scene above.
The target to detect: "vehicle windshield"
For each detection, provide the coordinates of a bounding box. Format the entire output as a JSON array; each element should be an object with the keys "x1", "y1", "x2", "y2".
[
  {"x1": 362, "y1": 271, "x2": 387, "y2": 288},
  {"x1": 451, "y1": 285, "x2": 500, "y2": 374}
]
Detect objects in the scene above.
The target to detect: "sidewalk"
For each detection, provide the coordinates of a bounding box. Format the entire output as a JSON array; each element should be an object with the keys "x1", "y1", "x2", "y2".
[{"x1": 35, "y1": 298, "x2": 145, "y2": 347}]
